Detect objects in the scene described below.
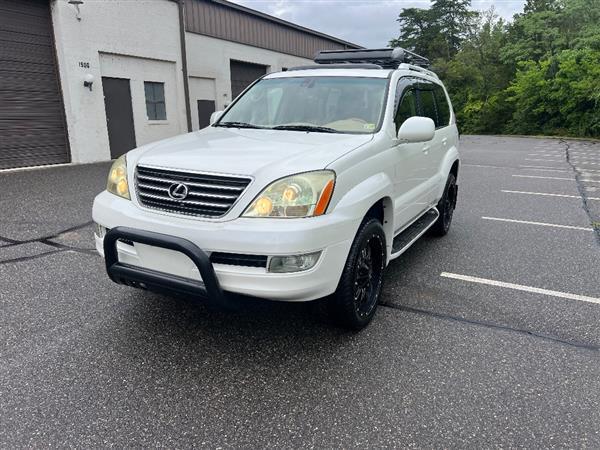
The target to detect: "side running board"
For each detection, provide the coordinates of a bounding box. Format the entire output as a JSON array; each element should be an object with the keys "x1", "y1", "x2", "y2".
[{"x1": 390, "y1": 208, "x2": 439, "y2": 260}]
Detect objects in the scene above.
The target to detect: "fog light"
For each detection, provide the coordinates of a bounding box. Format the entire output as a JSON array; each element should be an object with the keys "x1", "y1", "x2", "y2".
[
  {"x1": 268, "y1": 251, "x2": 321, "y2": 273},
  {"x1": 95, "y1": 223, "x2": 108, "y2": 239}
]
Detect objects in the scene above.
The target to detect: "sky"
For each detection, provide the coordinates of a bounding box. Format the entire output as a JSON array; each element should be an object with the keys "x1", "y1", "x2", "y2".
[{"x1": 231, "y1": 0, "x2": 527, "y2": 48}]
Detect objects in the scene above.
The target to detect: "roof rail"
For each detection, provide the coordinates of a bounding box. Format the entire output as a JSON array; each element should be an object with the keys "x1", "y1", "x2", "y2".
[
  {"x1": 398, "y1": 63, "x2": 439, "y2": 79},
  {"x1": 314, "y1": 47, "x2": 430, "y2": 69},
  {"x1": 287, "y1": 63, "x2": 383, "y2": 71}
]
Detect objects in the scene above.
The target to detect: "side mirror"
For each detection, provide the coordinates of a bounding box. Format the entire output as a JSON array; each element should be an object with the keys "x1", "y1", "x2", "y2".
[
  {"x1": 210, "y1": 110, "x2": 224, "y2": 125},
  {"x1": 397, "y1": 116, "x2": 435, "y2": 143}
]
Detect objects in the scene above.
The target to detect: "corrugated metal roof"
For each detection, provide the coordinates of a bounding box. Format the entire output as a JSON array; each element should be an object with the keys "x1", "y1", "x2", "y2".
[{"x1": 184, "y1": 0, "x2": 362, "y2": 59}]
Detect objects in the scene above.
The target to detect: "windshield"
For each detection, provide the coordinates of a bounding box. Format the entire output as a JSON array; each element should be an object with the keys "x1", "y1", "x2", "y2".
[{"x1": 216, "y1": 76, "x2": 388, "y2": 134}]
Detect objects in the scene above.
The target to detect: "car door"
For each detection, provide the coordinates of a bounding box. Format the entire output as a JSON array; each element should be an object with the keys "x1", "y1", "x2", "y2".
[
  {"x1": 415, "y1": 82, "x2": 443, "y2": 206},
  {"x1": 392, "y1": 78, "x2": 431, "y2": 228},
  {"x1": 432, "y1": 84, "x2": 455, "y2": 192}
]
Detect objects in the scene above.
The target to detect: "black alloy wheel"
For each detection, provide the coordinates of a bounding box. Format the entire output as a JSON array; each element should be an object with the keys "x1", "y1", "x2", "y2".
[{"x1": 329, "y1": 218, "x2": 386, "y2": 330}]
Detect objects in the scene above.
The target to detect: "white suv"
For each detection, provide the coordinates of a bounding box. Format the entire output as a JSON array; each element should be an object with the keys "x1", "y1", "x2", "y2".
[{"x1": 93, "y1": 48, "x2": 459, "y2": 329}]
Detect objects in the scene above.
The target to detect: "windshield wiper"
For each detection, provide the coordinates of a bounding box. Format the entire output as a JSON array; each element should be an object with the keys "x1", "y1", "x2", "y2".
[
  {"x1": 215, "y1": 121, "x2": 266, "y2": 129},
  {"x1": 272, "y1": 125, "x2": 339, "y2": 133}
]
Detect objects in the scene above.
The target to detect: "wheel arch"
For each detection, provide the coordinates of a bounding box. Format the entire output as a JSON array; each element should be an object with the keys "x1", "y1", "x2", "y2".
[
  {"x1": 450, "y1": 159, "x2": 459, "y2": 179},
  {"x1": 363, "y1": 197, "x2": 394, "y2": 259},
  {"x1": 435, "y1": 149, "x2": 460, "y2": 200}
]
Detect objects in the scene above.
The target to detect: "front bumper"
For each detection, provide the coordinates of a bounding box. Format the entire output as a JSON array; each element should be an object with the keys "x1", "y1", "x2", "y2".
[{"x1": 93, "y1": 191, "x2": 359, "y2": 302}]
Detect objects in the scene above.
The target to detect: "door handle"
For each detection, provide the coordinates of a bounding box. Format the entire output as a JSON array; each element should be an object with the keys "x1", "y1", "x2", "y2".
[
  {"x1": 442, "y1": 138, "x2": 447, "y2": 145},
  {"x1": 422, "y1": 145, "x2": 430, "y2": 154}
]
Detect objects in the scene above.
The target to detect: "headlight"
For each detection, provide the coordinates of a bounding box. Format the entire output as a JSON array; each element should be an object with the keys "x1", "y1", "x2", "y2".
[
  {"x1": 243, "y1": 170, "x2": 335, "y2": 218},
  {"x1": 106, "y1": 154, "x2": 130, "y2": 199}
]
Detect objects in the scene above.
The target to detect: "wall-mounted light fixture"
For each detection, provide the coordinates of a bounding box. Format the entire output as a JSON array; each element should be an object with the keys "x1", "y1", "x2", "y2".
[
  {"x1": 68, "y1": 0, "x2": 83, "y2": 21},
  {"x1": 83, "y1": 73, "x2": 94, "y2": 91}
]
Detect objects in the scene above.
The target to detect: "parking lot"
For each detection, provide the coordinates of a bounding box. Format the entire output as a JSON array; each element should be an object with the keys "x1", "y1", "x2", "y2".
[{"x1": 1, "y1": 135, "x2": 599, "y2": 447}]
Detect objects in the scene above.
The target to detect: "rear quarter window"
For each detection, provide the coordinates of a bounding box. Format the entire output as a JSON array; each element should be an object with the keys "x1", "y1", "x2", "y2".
[{"x1": 434, "y1": 85, "x2": 451, "y2": 127}]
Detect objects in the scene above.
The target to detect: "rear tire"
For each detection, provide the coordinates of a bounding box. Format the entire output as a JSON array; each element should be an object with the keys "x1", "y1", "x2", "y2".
[
  {"x1": 430, "y1": 172, "x2": 457, "y2": 237},
  {"x1": 328, "y1": 218, "x2": 386, "y2": 330}
]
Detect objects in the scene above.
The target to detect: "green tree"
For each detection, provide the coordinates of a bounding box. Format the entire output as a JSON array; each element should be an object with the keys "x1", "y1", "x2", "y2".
[
  {"x1": 506, "y1": 49, "x2": 600, "y2": 136},
  {"x1": 390, "y1": 0, "x2": 600, "y2": 138},
  {"x1": 389, "y1": 8, "x2": 443, "y2": 58},
  {"x1": 390, "y1": 0, "x2": 478, "y2": 59},
  {"x1": 431, "y1": 0, "x2": 479, "y2": 57},
  {"x1": 523, "y1": 0, "x2": 559, "y2": 13}
]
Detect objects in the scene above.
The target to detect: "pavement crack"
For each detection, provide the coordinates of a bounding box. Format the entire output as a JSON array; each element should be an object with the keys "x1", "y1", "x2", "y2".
[
  {"x1": 380, "y1": 302, "x2": 600, "y2": 353},
  {"x1": 40, "y1": 239, "x2": 97, "y2": 256},
  {"x1": 0, "y1": 249, "x2": 69, "y2": 265},
  {"x1": 0, "y1": 220, "x2": 94, "y2": 246},
  {"x1": 0, "y1": 221, "x2": 97, "y2": 263},
  {"x1": 562, "y1": 139, "x2": 600, "y2": 246}
]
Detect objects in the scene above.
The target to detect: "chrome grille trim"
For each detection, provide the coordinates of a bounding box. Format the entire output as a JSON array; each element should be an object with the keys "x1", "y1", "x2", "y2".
[
  {"x1": 135, "y1": 165, "x2": 252, "y2": 218},
  {"x1": 136, "y1": 173, "x2": 246, "y2": 191}
]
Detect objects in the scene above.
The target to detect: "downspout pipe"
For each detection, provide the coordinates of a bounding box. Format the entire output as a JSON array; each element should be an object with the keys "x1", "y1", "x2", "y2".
[{"x1": 177, "y1": 0, "x2": 193, "y2": 132}]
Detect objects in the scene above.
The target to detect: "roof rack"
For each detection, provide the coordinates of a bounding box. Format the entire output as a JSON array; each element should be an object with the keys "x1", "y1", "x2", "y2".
[{"x1": 314, "y1": 47, "x2": 430, "y2": 69}]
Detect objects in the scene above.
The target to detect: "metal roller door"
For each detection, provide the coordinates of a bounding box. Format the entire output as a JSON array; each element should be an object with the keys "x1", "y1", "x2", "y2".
[
  {"x1": 230, "y1": 60, "x2": 267, "y2": 100},
  {"x1": 0, "y1": 0, "x2": 69, "y2": 169}
]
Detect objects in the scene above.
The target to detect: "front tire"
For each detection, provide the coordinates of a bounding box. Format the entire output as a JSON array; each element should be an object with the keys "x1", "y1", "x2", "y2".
[{"x1": 328, "y1": 218, "x2": 386, "y2": 330}]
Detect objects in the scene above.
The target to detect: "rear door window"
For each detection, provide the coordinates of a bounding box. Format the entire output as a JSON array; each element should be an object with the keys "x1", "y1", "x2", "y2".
[{"x1": 417, "y1": 87, "x2": 438, "y2": 126}]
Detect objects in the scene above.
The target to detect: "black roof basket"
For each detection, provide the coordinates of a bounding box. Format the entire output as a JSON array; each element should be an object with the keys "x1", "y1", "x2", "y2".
[{"x1": 314, "y1": 47, "x2": 430, "y2": 69}]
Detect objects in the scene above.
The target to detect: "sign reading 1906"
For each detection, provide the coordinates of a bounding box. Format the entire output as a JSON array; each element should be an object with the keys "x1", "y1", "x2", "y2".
[{"x1": 78, "y1": 61, "x2": 90, "y2": 69}]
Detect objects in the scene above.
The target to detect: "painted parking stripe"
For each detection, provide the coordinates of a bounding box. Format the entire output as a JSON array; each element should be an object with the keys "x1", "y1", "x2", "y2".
[
  {"x1": 501, "y1": 190, "x2": 600, "y2": 200},
  {"x1": 512, "y1": 175, "x2": 574, "y2": 181},
  {"x1": 481, "y1": 216, "x2": 593, "y2": 231},
  {"x1": 512, "y1": 175, "x2": 600, "y2": 183},
  {"x1": 520, "y1": 164, "x2": 567, "y2": 169},
  {"x1": 463, "y1": 164, "x2": 505, "y2": 169},
  {"x1": 519, "y1": 168, "x2": 571, "y2": 173},
  {"x1": 529, "y1": 152, "x2": 600, "y2": 156},
  {"x1": 440, "y1": 272, "x2": 600, "y2": 305},
  {"x1": 519, "y1": 165, "x2": 570, "y2": 171}
]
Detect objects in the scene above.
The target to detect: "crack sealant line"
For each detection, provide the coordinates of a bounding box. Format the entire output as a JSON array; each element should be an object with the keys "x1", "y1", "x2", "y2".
[
  {"x1": 0, "y1": 249, "x2": 69, "y2": 265},
  {"x1": 562, "y1": 139, "x2": 600, "y2": 245},
  {"x1": 379, "y1": 301, "x2": 599, "y2": 352},
  {"x1": 40, "y1": 239, "x2": 97, "y2": 256},
  {"x1": 0, "y1": 221, "x2": 97, "y2": 263},
  {"x1": 0, "y1": 220, "x2": 94, "y2": 248}
]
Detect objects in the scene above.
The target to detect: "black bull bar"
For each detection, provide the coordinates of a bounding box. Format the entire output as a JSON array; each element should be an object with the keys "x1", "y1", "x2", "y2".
[{"x1": 103, "y1": 226, "x2": 228, "y2": 306}]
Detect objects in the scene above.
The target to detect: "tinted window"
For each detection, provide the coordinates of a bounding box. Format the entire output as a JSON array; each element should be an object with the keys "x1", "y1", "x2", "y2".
[
  {"x1": 434, "y1": 85, "x2": 450, "y2": 127},
  {"x1": 418, "y1": 88, "x2": 437, "y2": 124},
  {"x1": 144, "y1": 81, "x2": 166, "y2": 120},
  {"x1": 395, "y1": 89, "x2": 417, "y2": 132}
]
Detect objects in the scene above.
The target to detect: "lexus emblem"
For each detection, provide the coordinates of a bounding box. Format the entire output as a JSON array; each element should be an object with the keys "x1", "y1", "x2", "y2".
[{"x1": 168, "y1": 183, "x2": 189, "y2": 200}]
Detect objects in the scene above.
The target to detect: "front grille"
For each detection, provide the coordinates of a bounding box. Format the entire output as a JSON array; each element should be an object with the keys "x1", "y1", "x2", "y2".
[
  {"x1": 135, "y1": 165, "x2": 252, "y2": 218},
  {"x1": 209, "y1": 252, "x2": 268, "y2": 268}
]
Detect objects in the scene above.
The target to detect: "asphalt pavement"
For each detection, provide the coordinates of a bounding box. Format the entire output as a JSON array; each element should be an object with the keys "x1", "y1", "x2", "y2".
[{"x1": 1, "y1": 136, "x2": 599, "y2": 447}]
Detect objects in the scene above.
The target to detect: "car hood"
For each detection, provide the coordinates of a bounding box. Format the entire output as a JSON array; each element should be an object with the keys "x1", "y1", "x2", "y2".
[{"x1": 129, "y1": 127, "x2": 373, "y2": 179}]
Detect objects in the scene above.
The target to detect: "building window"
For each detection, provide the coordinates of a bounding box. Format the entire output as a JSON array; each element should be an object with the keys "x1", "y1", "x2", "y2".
[{"x1": 144, "y1": 81, "x2": 166, "y2": 120}]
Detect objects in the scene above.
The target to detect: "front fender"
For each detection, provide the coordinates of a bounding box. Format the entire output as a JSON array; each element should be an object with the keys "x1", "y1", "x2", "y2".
[
  {"x1": 333, "y1": 172, "x2": 393, "y2": 216},
  {"x1": 329, "y1": 172, "x2": 395, "y2": 255}
]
